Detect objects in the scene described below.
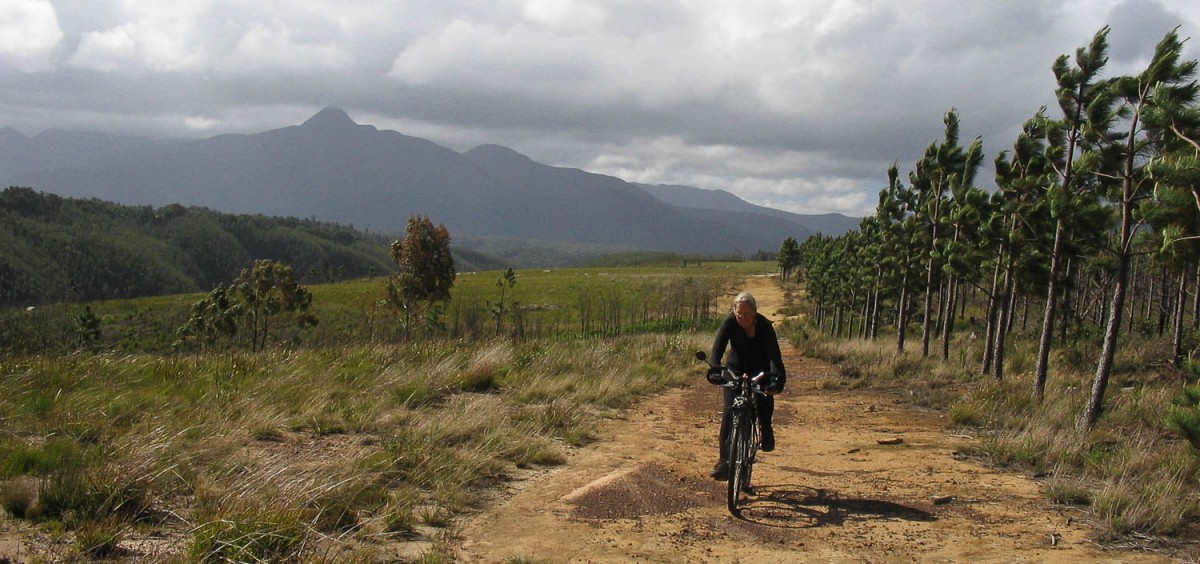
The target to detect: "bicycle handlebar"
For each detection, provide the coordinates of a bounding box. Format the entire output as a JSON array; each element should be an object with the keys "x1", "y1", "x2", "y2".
[
  {"x1": 696, "y1": 351, "x2": 771, "y2": 395},
  {"x1": 718, "y1": 369, "x2": 767, "y2": 391}
]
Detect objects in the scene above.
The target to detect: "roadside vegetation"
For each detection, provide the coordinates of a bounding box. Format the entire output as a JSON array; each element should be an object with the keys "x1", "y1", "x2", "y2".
[
  {"x1": 791, "y1": 314, "x2": 1200, "y2": 544},
  {"x1": 790, "y1": 25, "x2": 1200, "y2": 549},
  {"x1": 0, "y1": 257, "x2": 763, "y2": 561}
]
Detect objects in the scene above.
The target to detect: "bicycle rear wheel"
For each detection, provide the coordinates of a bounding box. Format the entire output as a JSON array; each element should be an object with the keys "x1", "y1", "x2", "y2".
[{"x1": 726, "y1": 413, "x2": 754, "y2": 516}]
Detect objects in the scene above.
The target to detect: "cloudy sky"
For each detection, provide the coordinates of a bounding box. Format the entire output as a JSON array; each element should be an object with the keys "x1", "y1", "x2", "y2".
[{"x1": 2, "y1": 0, "x2": 1199, "y2": 217}]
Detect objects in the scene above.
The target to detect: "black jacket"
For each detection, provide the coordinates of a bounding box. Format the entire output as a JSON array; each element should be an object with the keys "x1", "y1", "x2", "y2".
[{"x1": 710, "y1": 313, "x2": 786, "y2": 388}]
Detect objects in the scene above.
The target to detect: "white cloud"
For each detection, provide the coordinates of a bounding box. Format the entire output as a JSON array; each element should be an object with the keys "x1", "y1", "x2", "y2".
[
  {"x1": 224, "y1": 24, "x2": 352, "y2": 74},
  {"x1": 521, "y1": 0, "x2": 607, "y2": 32},
  {"x1": 68, "y1": 24, "x2": 137, "y2": 72},
  {"x1": 67, "y1": 0, "x2": 210, "y2": 72},
  {"x1": 8, "y1": 0, "x2": 1200, "y2": 219},
  {"x1": 0, "y1": 0, "x2": 63, "y2": 71},
  {"x1": 762, "y1": 191, "x2": 871, "y2": 216}
]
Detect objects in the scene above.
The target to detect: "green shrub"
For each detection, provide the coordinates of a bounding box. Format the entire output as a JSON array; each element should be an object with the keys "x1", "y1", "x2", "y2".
[
  {"x1": 383, "y1": 511, "x2": 419, "y2": 538},
  {"x1": 392, "y1": 379, "x2": 436, "y2": 407},
  {"x1": 1165, "y1": 385, "x2": 1200, "y2": 453},
  {"x1": 32, "y1": 464, "x2": 153, "y2": 525},
  {"x1": 1, "y1": 438, "x2": 83, "y2": 477},
  {"x1": 189, "y1": 509, "x2": 307, "y2": 563},
  {"x1": 73, "y1": 516, "x2": 127, "y2": 559},
  {"x1": 949, "y1": 401, "x2": 985, "y2": 427},
  {"x1": 1045, "y1": 477, "x2": 1092, "y2": 506},
  {"x1": 418, "y1": 505, "x2": 453, "y2": 528},
  {"x1": 0, "y1": 477, "x2": 37, "y2": 518}
]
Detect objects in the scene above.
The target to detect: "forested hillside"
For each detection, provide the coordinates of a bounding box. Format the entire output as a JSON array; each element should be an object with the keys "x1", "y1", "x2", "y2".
[{"x1": 0, "y1": 187, "x2": 463, "y2": 307}]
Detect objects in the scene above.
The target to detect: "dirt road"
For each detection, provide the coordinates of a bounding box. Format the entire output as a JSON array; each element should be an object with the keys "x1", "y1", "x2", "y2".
[{"x1": 454, "y1": 277, "x2": 1170, "y2": 563}]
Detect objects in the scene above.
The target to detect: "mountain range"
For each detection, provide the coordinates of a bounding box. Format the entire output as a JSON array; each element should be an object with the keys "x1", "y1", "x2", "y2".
[{"x1": 0, "y1": 107, "x2": 858, "y2": 256}]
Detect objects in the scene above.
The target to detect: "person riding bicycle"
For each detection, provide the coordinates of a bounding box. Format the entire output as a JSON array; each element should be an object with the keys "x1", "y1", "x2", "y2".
[{"x1": 707, "y1": 291, "x2": 786, "y2": 481}]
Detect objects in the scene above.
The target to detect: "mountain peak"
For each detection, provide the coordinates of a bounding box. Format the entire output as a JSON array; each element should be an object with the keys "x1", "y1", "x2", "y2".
[
  {"x1": 301, "y1": 106, "x2": 357, "y2": 130},
  {"x1": 0, "y1": 126, "x2": 28, "y2": 143}
]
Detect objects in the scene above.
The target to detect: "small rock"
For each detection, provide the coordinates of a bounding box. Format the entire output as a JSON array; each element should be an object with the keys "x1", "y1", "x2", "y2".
[
  {"x1": 931, "y1": 495, "x2": 955, "y2": 505},
  {"x1": 877, "y1": 437, "x2": 904, "y2": 445},
  {"x1": 847, "y1": 448, "x2": 861, "y2": 454}
]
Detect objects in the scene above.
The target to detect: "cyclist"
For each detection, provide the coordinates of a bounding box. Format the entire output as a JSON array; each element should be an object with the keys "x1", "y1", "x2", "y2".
[{"x1": 707, "y1": 291, "x2": 786, "y2": 481}]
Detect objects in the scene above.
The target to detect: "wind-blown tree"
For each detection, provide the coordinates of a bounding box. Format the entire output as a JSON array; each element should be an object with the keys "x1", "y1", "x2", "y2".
[
  {"x1": 825, "y1": 236, "x2": 856, "y2": 337},
  {"x1": 904, "y1": 110, "x2": 983, "y2": 357},
  {"x1": 388, "y1": 215, "x2": 456, "y2": 340},
  {"x1": 840, "y1": 230, "x2": 872, "y2": 338},
  {"x1": 1082, "y1": 28, "x2": 1199, "y2": 430},
  {"x1": 799, "y1": 234, "x2": 835, "y2": 332},
  {"x1": 1148, "y1": 90, "x2": 1200, "y2": 214},
  {"x1": 935, "y1": 133, "x2": 987, "y2": 361},
  {"x1": 178, "y1": 259, "x2": 317, "y2": 351},
  {"x1": 908, "y1": 141, "x2": 946, "y2": 357},
  {"x1": 234, "y1": 259, "x2": 317, "y2": 352},
  {"x1": 1141, "y1": 184, "x2": 1200, "y2": 368},
  {"x1": 875, "y1": 164, "x2": 922, "y2": 352},
  {"x1": 986, "y1": 111, "x2": 1056, "y2": 381},
  {"x1": 491, "y1": 266, "x2": 518, "y2": 335},
  {"x1": 1146, "y1": 59, "x2": 1200, "y2": 367},
  {"x1": 778, "y1": 236, "x2": 802, "y2": 283},
  {"x1": 178, "y1": 283, "x2": 240, "y2": 350},
  {"x1": 856, "y1": 216, "x2": 888, "y2": 339},
  {"x1": 1034, "y1": 27, "x2": 1115, "y2": 399}
]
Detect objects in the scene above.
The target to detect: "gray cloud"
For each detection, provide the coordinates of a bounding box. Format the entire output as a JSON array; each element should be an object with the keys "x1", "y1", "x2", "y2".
[{"x1": 2, "y1": 0, "x2": 1199, "y2": 216}]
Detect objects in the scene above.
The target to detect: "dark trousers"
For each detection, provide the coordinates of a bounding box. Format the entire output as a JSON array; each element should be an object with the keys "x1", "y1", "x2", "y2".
[{"x1": 718, "y1": 387, "x2": 774, "y2": 461}]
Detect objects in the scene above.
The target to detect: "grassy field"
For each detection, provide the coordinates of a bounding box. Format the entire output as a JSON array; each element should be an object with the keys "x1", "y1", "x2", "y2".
[
  {"x1": 9, "y1": 258, "x2": 1196, "y2": 559},
  {"x1": 2, "y1": 261, "x2": 770, "y2": 355},
  {"x1": 0, "y1": 261, "x2": 771, "y2": 561}
]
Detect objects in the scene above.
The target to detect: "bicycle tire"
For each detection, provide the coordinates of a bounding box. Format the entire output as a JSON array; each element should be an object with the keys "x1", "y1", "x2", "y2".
[{"x1": 726, "y1": 413, "x2": 753, "y2": 515}]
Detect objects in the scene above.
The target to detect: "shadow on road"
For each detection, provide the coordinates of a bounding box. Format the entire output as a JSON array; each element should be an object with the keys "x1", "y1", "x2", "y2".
[{"x1": 735, "y1": 484, "x2": 937, "y2": 528}]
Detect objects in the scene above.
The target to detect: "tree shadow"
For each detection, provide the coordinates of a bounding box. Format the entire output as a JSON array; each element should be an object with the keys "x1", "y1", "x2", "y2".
[{"x1": 734, "y1": 484, "x2": 937, "y2": 528}]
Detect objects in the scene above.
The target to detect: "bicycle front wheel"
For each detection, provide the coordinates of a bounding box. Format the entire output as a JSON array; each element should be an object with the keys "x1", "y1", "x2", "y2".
[{"x1": 726, "y1": 412, "x2": 754, "y2": 516}]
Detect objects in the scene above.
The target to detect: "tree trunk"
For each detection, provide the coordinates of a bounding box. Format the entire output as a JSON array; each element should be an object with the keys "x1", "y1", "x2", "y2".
[
  {"x1": 941, "y1": 275, "x2": 958, "y2": 361},
  {"x1": 1059, "y1": 257, "x2": 1074, "y2": 342},
  {"x1": 994, "y1": 251, "x2": 1017, "y2": 382},
  {"x1": 981, "y1": 249, "x2": 1004, "y2": 375},
  {"x1": 1173, "y1": 269, "x2": 1188, "y2": 369},
  {"x1": 921, "y1": 208, "x2": 941, "y2": 357},
  {"x1": 921, "y1": 267, "x2": 935, "y2": 357},
  {"x1": 897, "y1": 268, "x2": 911, "y2": 353},
  {"x1": 1081, "y1": 113, "x2": 1140, "y2": 432},
  {"x1": 868, "y1": 274, "x2": 882, "y2": 341},
  {"x1": 1192, "y1": 263, "x2": 1200, "y2": 331},
  {"x1": 1081, "y1": 247, "x2": 1129, "y2": 430},
  {"x1": 1158, "y1": 267, "x2": 1171, "y2": 337},
  {"x1": 1035, "y1": 220, "x2": 1066, "y2": 400}
]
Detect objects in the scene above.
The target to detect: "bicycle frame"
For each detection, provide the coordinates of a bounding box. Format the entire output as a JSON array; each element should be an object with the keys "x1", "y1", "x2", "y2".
[
  {"x1": 723, "y1": 369, "x2": 766, "y2": 516},
  {"x1": 695, "y1": 350, "x2": 769, "y2": 516}
]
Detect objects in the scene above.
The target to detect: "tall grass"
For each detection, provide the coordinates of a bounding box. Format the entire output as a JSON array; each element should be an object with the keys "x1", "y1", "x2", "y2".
[
  {"x1": 0, "y1": 263, "x2": 760, "y2": 558},
  {"x1": 0, "y1": 331, "x2": 706, "y2": 559}
]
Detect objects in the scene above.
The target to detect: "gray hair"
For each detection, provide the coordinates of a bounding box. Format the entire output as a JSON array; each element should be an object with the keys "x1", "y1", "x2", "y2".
[{"x1": 732, "y1": 291, "x2": 757, "y2": 311}]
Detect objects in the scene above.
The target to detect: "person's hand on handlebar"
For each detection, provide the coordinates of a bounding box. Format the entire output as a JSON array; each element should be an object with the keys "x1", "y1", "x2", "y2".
[
  {"x1": 706, "y1": 367, "x2": 725, "y2": 385},
  {"x1": 763, "y1": 372, "x2": 784, "y2": 396}
]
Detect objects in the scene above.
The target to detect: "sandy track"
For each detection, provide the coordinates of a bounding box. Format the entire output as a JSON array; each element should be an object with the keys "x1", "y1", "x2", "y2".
[{"x1": 453, "y1": 277, "x2": 1170, "y2": 563}]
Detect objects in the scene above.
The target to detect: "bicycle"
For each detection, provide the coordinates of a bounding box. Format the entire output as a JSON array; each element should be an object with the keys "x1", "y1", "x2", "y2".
[{"x1": 696, "y1": 351, "x2": 770, "y2": 517}]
